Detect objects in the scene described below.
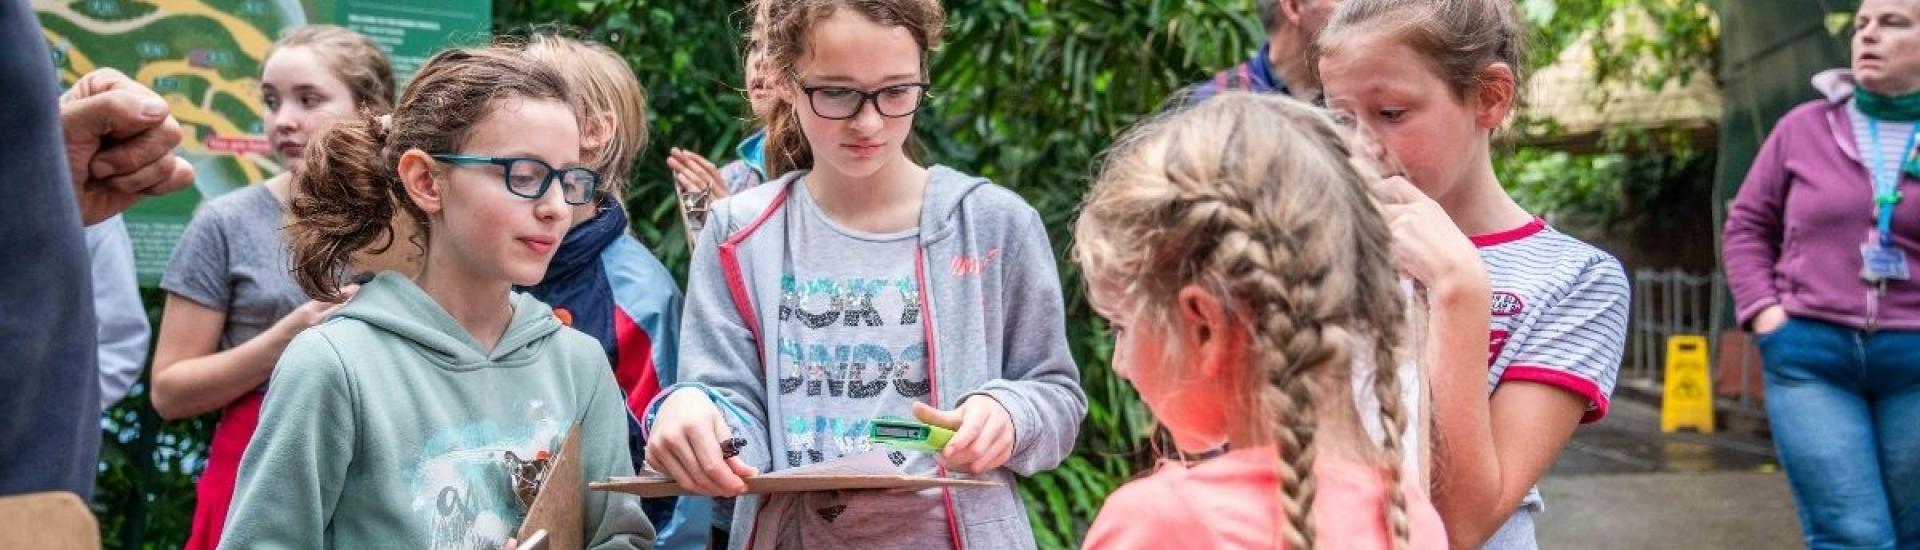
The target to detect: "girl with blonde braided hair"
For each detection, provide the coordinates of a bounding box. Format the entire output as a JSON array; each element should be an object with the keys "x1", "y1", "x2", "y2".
[{"x1": 1078, "y1": 92, "x2": 1445, "y2": 550}]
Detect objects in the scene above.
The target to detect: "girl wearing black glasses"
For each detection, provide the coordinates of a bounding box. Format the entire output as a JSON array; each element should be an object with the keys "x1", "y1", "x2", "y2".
[{"x1": 642, "y1": 1, "x2": 1085, "y2": 548}]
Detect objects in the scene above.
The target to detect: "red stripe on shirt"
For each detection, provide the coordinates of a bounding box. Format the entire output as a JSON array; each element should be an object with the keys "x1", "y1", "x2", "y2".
[
  {"x1": 1470, "y1": 217, "x2": 1547, "y2": 248},
  {"x1": 1499, "y1": 365, "x2": 1610, "y2": 423}
]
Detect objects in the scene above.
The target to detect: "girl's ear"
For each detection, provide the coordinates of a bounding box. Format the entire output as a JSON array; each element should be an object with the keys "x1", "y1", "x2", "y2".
[
  {"x1": 583, "y1": 110, "x2": 617, "y2": 154},
  {"x1": 1278, "y1": 0, "x2": 1306, "y2": 27},
  {"x1": 397, "y1": 149, "x2": 444, "y2": 215},
  {"x1": 1176, "y1": 284, "x2": 1243, "y2": 380},
  {"x1": 1474, "y1": 62, "x2": 1518, "y2": 130}
]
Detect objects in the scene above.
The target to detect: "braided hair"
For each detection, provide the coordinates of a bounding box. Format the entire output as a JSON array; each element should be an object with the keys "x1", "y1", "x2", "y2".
[{"x1": 1074, "y1": 92, "x2": 1413, "y2": 549}]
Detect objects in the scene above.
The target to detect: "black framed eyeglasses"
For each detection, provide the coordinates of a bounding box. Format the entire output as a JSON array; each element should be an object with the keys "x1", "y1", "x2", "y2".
[
  {"x1": 429, "y1": 154, "x2": 602, "y2": 206},
  {"x1": 798, "y1": 82, "x2": 931, "y2": 120}
]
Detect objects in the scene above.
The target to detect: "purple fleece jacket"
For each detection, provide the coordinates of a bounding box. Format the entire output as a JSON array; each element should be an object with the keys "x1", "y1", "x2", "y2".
[{"x1": 1724, "y1": 70, "x2": 1920, "y2": 331}]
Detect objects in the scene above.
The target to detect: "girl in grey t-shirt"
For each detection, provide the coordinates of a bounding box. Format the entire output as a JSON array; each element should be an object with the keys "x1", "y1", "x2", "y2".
[{"x1": 149, "y1": 25, "x2": 394, "y2": 550}]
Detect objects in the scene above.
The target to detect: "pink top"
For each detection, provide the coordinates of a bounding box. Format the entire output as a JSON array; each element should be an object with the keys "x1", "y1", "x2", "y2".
[{"x1": 1084, "y1": 447, "x2": 1447, "y2": 550}]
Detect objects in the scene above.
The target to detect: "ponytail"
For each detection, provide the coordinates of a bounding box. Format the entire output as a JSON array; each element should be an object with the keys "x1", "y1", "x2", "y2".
[{"x1": 288, "y1": 111, "x2": 427, "y2": 302}]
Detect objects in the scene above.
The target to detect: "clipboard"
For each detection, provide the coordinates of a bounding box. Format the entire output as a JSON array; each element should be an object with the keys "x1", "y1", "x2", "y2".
[
  {"x1": 591, "y1": 450, "x2": 998, "y2": 498},
  {"x1": 516, "y1": 422, "x2": 584, "y2": 550},
  {"x1": 674, "y1": 180, "x2": 712, "y2": 252},
  {"x1": 0, "y1": 492, "x2": 98, "y2": 549}
]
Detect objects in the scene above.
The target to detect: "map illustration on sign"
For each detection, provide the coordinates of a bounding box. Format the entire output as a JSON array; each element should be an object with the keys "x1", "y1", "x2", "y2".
[{"x1": 35, "y1": 0, "x2": 488, "y2": 285}]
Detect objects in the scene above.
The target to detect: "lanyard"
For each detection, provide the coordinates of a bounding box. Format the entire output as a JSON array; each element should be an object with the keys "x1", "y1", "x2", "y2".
[{"x1": 1866, "y1": 118, "x2": 1915, "y2": 246}]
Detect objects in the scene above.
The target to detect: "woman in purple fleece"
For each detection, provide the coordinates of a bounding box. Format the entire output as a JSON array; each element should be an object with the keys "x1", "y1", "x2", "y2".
[{"x1": 1724, "y1": 1, "x2": 1920, "y2": 547}]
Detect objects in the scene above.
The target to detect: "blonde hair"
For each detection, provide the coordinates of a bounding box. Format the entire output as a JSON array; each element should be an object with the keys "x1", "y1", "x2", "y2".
[
  {"x1": 1074, "y1": 93, "x2": 1412, "y2": 550},
  {"x1": 270, "y1": 25, "x2": 396, "y2": 113},
  {"x1": 521, "y1": 34, "x2": 649, "y2": 202}
]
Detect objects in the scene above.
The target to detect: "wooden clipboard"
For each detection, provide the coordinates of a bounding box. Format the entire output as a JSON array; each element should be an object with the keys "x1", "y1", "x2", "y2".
[
  {"x1": 0, "y1": 492, "x2": 98, "y2": 549},
  {"x1": 674, "y1": 182, "x2": 712, "y2": 253},
  {"x1": 592, "y1": 472, "x2": 998, "y2": 498},
  {"x1": 516, "y1": 422, "x2": 584, "y2": 550},
  {"x1": 591, "y1": 449, "x2": 999, "y2": 498}
]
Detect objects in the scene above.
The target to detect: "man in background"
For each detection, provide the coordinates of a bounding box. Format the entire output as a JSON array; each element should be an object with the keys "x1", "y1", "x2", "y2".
[{"x1": 1184, "y1": 0, "x2": 1343, "y2": 105}]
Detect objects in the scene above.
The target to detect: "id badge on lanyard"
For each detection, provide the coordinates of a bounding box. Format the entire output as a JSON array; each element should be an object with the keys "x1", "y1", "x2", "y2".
[{"x1": 1862, "y1": 118, "x2": 1913, "y2": 283}]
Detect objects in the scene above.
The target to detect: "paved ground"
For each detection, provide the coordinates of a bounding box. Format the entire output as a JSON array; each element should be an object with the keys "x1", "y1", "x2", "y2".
[{"x1": 1533, "y1": 394, "x2": 1804, "y2": 548}]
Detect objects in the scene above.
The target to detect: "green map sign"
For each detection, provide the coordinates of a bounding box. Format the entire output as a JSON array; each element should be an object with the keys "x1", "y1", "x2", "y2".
[{"x1": 35, "y1": 0, "x2": 489, "y2": 285}]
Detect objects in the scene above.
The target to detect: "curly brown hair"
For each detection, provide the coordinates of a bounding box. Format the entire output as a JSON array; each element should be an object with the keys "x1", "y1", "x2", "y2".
[
  {"x1": 287, "y1": 46, "x2": 573, "y2": 301},
  {"x1": 759, "y1": 0, "x2": 946, "y2": 178}
]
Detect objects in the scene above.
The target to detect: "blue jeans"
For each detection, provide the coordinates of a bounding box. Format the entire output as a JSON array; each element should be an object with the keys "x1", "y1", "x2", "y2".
[{"x1": 1758, "y1": 317, "x2": 1920, "y2": 550}]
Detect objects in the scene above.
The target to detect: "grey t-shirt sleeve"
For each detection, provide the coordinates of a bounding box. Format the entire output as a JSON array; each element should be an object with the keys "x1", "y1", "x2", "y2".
[{"x1": 161, "y1": 202, "x2": 232, "y2": 309}]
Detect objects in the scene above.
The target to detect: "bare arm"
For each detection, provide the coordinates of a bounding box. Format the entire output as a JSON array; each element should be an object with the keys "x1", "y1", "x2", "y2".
[
  {"x1": 1426, "y1": 264, "x2": 1622, "y2": 547},
  {"x1": 1420, "y1": 275, "x2": 1507, "y2": 548},
  {"x1": 1432, "y1": 352, "x2": 1586, "y2": 547},
  {"x1": 150, "y1": 292, "x2": 350, "y2": 419},
  {"x1": 1377, "y1": 174, "x2": 1586, "y2": 547}
]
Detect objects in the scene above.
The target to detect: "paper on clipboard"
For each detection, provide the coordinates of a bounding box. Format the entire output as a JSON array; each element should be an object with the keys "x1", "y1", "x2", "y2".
[
  {"x1": 767, "y1": 449, "x2": 901, "y2": 476},
  {"x1": 591, "y1": 450, "x2": 998, "y2": 498}
]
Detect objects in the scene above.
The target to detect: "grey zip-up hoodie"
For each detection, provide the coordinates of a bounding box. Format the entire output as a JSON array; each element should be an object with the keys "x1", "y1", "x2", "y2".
[
  {"x1": 220, "y1": 273, "x2": 654, "y2": 550},
  {"x1": 673, "y1": 165, "x2": 1086, "y2": 549}
]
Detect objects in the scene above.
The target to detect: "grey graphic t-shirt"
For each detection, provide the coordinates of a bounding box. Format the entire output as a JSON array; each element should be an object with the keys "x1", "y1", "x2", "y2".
[
  {"x1": 770, "y1": 182, "x2": 947, "y2": 548},
  {"x1": 162, "y1": 184, "x2": 306, "y2": 354}
]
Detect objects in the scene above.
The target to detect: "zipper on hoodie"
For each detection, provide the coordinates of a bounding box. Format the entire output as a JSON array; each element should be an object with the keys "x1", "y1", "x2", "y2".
[
  {"x1": 915, "y1": 247, "x2": 966, "y2": 550},
  {"x1": 734, "y1": 185, "x2": 968, "y2": 550}
]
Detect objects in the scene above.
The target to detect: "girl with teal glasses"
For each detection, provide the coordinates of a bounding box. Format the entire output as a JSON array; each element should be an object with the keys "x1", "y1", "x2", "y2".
[{"x1": 217, "y1": 46, "x2": 653, "y2": 550}]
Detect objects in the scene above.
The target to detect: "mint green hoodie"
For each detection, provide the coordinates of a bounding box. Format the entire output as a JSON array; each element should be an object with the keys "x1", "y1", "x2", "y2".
[{"x1": 218, "y1": 272, "x2": 654, "y2": 550}]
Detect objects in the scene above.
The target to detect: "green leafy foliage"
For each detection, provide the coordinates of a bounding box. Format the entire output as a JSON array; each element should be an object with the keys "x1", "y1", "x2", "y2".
[
  {"x1": 1508, "y1": 0, "x2": 1720, "y2": 223},
  {"x1": 1497, "y1": 145, "x2": 1717, "y2": 247},
  {"x1": 94, "y1": 289, "x2": 214, "y2": 550},
  {"x1": 1522, "y1": 0, "x2": 1718, "y2": 97}
]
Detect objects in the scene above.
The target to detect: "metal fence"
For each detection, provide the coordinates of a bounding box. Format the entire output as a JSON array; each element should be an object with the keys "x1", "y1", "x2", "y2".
[{"x1": 1627, "y1": 269, "x2": 1766, "y2": 414}]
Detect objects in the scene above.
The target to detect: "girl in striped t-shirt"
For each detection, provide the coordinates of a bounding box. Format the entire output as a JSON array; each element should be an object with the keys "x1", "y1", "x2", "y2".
[{"x1": 1316, "y1": 1, "x2": 1631, "y2": 548}]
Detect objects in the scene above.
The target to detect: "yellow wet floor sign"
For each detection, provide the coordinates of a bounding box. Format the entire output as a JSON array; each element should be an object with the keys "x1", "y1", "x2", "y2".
[{"x1": 1661, "y1": 335, "x2": 1715, "y2": 433}]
